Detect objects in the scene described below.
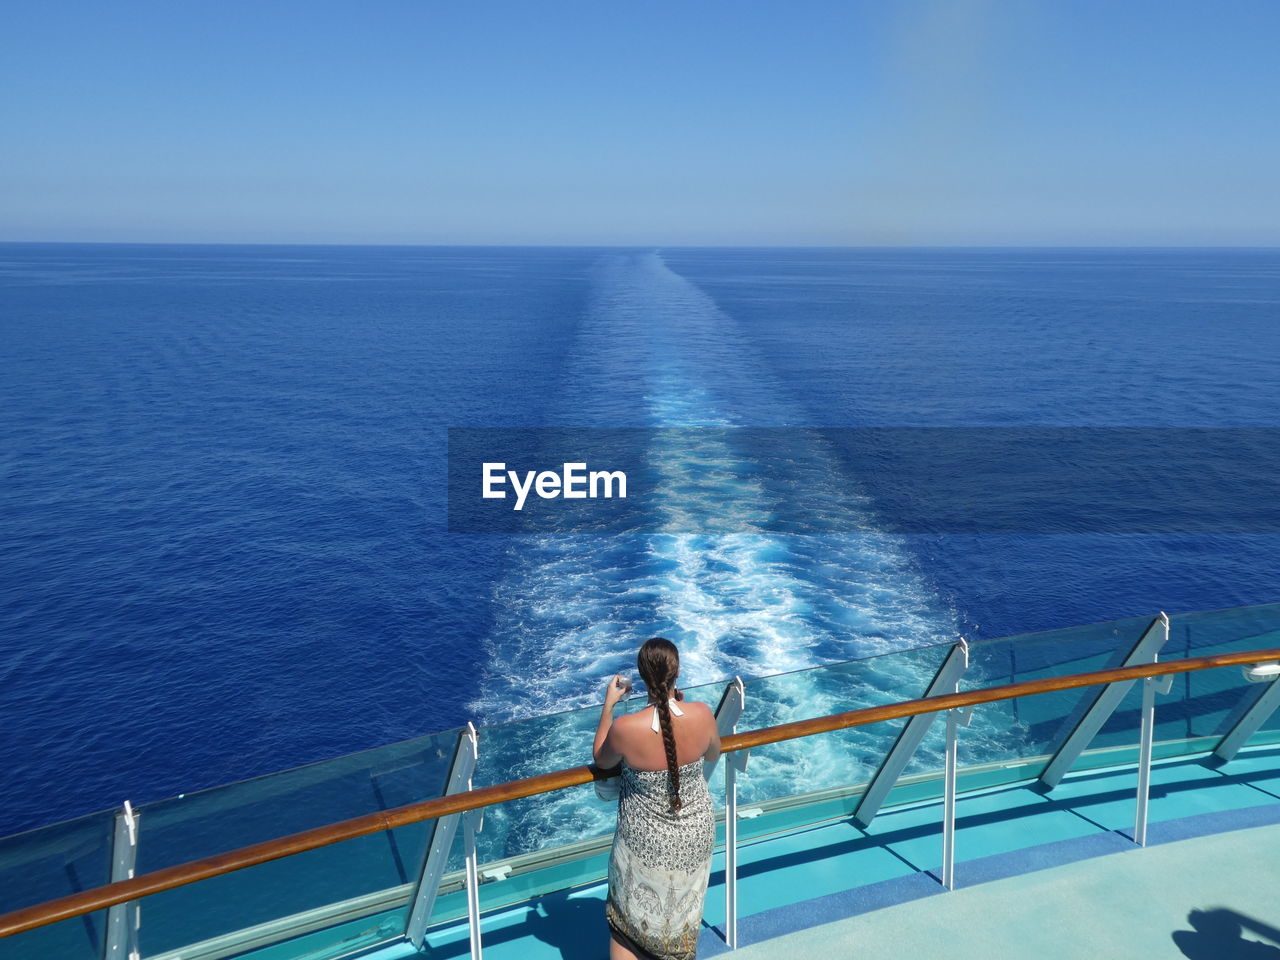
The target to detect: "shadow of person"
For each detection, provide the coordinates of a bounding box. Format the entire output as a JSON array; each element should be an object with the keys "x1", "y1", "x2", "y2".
[
  {"x1": 1173, "y1": 908, "x2": 1280, "y2": 959},
  {"x1": 523, "y1": 889, "x2": 610, "y2": 960}
]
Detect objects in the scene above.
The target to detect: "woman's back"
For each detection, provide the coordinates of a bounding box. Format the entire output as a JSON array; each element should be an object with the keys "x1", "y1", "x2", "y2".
[{"x1": 609, "y1": 700, "x2": 717, "y2": 771}]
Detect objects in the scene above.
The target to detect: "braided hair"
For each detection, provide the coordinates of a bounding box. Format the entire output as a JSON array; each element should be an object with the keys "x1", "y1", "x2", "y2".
[{"x1": 638, "y1": 637, "x2": 683, "y2": 812}]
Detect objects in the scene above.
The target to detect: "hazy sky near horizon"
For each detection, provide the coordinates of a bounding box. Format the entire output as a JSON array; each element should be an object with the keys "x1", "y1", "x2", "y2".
[{"x1": 3, "y1": 1, "x2": 1278, "y2": 246}]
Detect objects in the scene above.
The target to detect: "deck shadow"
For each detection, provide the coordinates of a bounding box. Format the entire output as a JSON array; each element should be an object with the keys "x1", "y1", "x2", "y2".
[{"x1": 1172, "y1": 908, "x2": 1280, "y2": 959}]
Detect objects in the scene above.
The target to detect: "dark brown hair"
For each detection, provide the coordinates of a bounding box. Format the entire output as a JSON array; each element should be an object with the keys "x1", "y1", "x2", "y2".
[{"x1": 638, "y1": 637, "x2": 683, "y2": 812}]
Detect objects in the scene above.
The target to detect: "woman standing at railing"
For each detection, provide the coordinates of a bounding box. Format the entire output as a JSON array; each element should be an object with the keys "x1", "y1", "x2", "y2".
[{"x1": 594, "y1": 637, "x2": 722, "y2": 960}]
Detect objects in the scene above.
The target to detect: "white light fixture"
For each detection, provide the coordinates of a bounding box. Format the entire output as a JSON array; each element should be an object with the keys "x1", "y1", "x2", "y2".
[{"x1": 1243, "y1": 662, "x2": 1280, "y2": 683}]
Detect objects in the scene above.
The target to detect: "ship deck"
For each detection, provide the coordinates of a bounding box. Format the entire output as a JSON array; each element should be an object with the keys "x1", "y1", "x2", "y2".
[
  {"x1": 731, "y1": 820, "x2": 1280, "y2": 960},
  {"x1": 341, "y1": 745, "x2": 1280, "y2": 960},
  {"x1": 8, "y1": 620, "x2": 1280, "y2": 960}
]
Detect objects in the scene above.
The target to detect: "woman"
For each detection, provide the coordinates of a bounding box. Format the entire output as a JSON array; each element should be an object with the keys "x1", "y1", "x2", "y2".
[{"x1": 594, "y1": 637, "x2": 721, "y2": 960}]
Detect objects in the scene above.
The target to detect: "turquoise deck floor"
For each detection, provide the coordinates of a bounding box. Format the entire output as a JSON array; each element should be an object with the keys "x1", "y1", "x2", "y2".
[
  {"x1": 272, "y1": 745, "x2": 1280, "y2": 960},
  {"x1": 730, "y1": 821, "x2": 1280, "y2": 959}
]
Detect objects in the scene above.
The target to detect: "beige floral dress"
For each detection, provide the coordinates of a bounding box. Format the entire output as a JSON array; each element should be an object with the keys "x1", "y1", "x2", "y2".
[{"x1": 605, "y1": 759, "x2": 715, "y2": 960}]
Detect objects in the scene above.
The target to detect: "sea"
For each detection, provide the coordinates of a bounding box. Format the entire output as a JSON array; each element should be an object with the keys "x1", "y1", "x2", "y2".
[{"x1": 2, "y1": 244, "x2": 1279, "y2": 839}]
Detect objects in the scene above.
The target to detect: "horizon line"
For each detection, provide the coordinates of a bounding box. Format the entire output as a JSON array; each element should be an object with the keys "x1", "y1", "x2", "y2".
[{"x1": 3, "y1": 239, "x2": 1280, "y2": 251}]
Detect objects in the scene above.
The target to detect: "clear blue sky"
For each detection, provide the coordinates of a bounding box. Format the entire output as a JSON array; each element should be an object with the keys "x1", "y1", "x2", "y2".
[{"x1": 3, "y1": 0, "x2": 1278, "y2": 245}]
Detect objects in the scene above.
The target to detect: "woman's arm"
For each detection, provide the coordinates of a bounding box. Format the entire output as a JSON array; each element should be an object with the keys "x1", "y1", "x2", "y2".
[
  {"x1": 593, "y1": 675, "x2": 628, "y2": 767},
  {"x1": 702, "y1": 704, "x2": 721, "y2": 764}
]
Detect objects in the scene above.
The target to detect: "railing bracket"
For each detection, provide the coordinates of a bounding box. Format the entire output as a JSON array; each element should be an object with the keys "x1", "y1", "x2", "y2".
[
  {"x1": 407, "y1": 722, "x2": 480, "y2": 950},
  {"x1": 103, "y1": 801, "x2": 140, "y2": 960},
  {"x1": 854, "y1": 640, "x2": 970, "y2": 828},
  {"x1": 1040, "y1": 614, "x2": 1170, "y2": 789}
]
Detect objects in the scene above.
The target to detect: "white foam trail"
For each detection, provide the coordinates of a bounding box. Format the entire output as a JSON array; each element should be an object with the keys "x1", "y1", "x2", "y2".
[{"x1": 468, "y1": 252, "x2": 970, "y2": 853}]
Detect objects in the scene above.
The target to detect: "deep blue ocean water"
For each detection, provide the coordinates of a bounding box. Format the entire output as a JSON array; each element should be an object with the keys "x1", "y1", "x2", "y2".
[{"x1": 2, "y1": 244, "x2": 1279, "y2": 837}]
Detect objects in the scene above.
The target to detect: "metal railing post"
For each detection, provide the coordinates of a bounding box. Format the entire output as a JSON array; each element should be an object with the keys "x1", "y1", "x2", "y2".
[
  {"x1": 103, "y1": 801, "x2": 140, "y2": 960},
  {"x1": 940, "y1": 644, "x2": 972, "y2": 891},
  {"x1": 463, "y1": 808, "x2": 484, "y2": 960},
  {"x1": 1134, "y1": 671, "x2": 1173, "y2": 847},
  {"x1": 724, "y1": 749, "x2": 749, "y2": 949},
  {"x1": 714, "y1": 678, "x2": 746, "y2": 950},
  {"x1": 406, "y1": 722, "x2": 480, "y2": 950}
]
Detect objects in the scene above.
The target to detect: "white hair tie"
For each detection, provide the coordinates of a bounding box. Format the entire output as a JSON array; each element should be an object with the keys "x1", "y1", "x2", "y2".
[{"x1": 650, "y1": 698, "x2": 684, "y2": 732}]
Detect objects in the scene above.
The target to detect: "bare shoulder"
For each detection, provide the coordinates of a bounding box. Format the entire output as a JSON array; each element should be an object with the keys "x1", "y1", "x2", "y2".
[
  {"x1": 685, "y1": 700, "x2": 715, "y2": 724},
  {"x1": 610, "y1": 709, "x2": 645, "y2": 740}
]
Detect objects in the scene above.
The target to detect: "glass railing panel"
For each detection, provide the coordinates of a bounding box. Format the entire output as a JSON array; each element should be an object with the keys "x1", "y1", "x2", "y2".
[
  {"x1": 733, "y1": 643, "x2": 952, "y2": 806},
  {"x1": 1072, "y1": 604, "x2": 1280, "y2": 766},
  {"x1": 887, "y1": 615, "x2": 1149, "y2": 787},
  {"x1": 139, "y1": 837, "x2": 415, "y2": 960},
  {"x1": 133, "y1": 725, "x2": 463, "y2": 957},
  {"x1": 928, "y1": 613, "x2": 1155, "y2": 783},
  {"x1": 0, "y1": 809, "x2": 115, "y2": 960},
  {"x1": 971, "y1": 613, "x2": 1157, "y2": 689},
  {"x1": 1259, "y1": 701, "x2": 1280, "y2": 739},
  {"x1": 473, "y1": 703, "x2": 616, "y2": 870},
  {"x1": 1164, "y1": 603, "x2": 1280, "y2": 744},
  {"x1": 927, "y1": 605, "x2": 1280, "y2": 792},
  {"x1": 0, "y1": 910, "x2": 112, "y2": 960}
]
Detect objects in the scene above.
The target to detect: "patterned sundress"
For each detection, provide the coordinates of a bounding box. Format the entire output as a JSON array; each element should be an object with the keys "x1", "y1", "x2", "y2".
[{"x1": 605, "y1": 758, "x2": 715, "y2": 960}]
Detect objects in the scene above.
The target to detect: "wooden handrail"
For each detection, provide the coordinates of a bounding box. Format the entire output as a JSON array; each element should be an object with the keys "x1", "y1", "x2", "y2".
[{"x1": 3, "y1": 647, "x2": 1279, "y2": 938}]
